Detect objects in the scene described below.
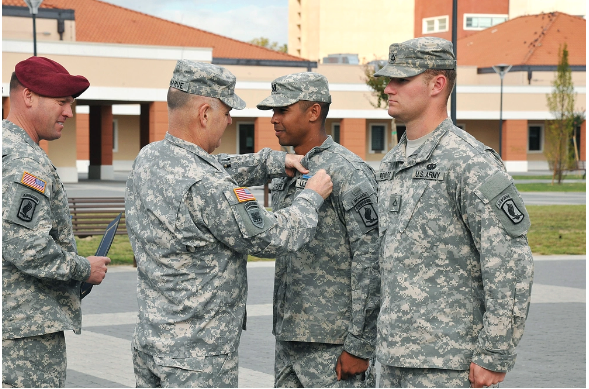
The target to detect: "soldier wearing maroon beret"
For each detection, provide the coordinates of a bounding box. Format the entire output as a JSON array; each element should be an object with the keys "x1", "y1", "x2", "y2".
[{"x1": 2, "y1": 57, "x2": 111, "y2": 388}]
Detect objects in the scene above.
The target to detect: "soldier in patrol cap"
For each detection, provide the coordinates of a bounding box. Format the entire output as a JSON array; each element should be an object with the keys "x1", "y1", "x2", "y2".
[
  {"x1": 223, "y1": 71, "x2": 380, "y2": 387},
  {"x1": 374, "y1": 37, "x2": 534, "y2": 388},
  {"x1": 125, "y1": 61, "x2": 333, "y2": 388},
  {"x1": 2, "y1": 57, "x2": 111, "y2": 388}
]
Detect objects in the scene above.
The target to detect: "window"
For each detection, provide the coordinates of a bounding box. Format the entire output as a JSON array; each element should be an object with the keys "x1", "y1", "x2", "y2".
[
  {"x1": 238, "y1": 123, "x2": 255, "y2": 154},
  {"x1": 112, "y1": 119, "x2": 118, "y2": 152},
  {"x1": 528, "y1": 125, "x2": 543, "y2": 152},
  {"x1": 464, "y1": 14, "x2": 508, "y2": 30},
  {"x1": 370, "y1": 124, "x2": 386, "y2": 153},
  {"x1": 422, "y1": 16, "x2": 449, "y2": 34},
  {"x1": 332, "y1": 123, "x2": 340, "y2": 143}
]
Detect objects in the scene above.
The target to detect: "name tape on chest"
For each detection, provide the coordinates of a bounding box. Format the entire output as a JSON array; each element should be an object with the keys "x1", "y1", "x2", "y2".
[
  {"x1": 273, "y1": 177, "x2": 288, "y2": 191},
  {"x1": 295, "y1": 174, "x2": 312, "y2": 189},
  {"x1": 21, "y1": 171, "x2": 47, "y2": 194},
  {"x1": 496, "y1": 193, "x2": 525, "y2": 224},
  {"x1": 377, "y1": 170, "x2": 394, "y2": 181},
  {"x1": 234, "y1": 187, "x2": 256, "y2": 202},
  {"x1": 412, "y1": 169, "x2": 444, "y2": 181}
]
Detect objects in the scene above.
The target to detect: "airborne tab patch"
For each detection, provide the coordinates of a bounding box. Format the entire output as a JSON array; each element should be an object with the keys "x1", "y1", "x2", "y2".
[
  {"x1": 234, "y1": 187, "x2": 256, "y2": 202},
  {"x1": 21, "y1": 172, "x2": 46, "y2": 193}
]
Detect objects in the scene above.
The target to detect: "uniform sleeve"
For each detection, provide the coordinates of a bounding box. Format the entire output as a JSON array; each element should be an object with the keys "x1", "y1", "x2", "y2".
[
  {"x1": 2, "y1": 159, "x2": 91, "y2": 282},
  {"x1": 186, "y1": 179, "x2": 324, "y2": 257},
  {"x1": 460, "y1": 163, "x2": 534, "y2": 372},
  {"x1": 217, "y1": 148, "x2": 287, "y2": 187},
  {"x1": 339, "y1": 174, "x2": 381, "y2": 359}
]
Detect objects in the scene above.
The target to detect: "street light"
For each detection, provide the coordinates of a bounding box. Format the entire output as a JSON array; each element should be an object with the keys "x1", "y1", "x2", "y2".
[
  {"x1": 24, "y1": 0, "x2": 43, "y2": 56},
  {"x1": 492, "y1": 64, "x2": 512, "y2": 158}
]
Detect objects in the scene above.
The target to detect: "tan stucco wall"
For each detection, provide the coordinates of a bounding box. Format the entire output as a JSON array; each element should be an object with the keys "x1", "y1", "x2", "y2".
[
  {"x1": 113, "y1": 115, "x2": 140, "y2": 160},
  {"x1": 3, "y1": 16, "x2": 76, "y2": 42}
]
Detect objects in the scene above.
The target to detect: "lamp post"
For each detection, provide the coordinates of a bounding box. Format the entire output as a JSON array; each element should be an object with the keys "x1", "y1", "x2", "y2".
[
  {"x1": 24, "y1": 0, "x2": 43, "y2": 56},
  {"x1": 492, "y1": 64, "x2": 512, "y2": 158}
]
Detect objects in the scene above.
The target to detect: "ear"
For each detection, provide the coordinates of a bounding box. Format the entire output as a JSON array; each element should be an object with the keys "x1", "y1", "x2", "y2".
[
  {"x1": 22, "y1": 88, "x2": 35, "y2": 108},
  {"x1": 430, "y1": 74, "x2": 447, "y2": 97},
  {"x1": 307, "y1": 103, "x2": 321, "y2": 122},
  {"x1": 198, "y1": 103, "x2": 211, "y2": 128}
]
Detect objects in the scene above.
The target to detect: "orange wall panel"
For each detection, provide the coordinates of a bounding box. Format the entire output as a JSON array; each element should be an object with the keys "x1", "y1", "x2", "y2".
[
  {"x1": 340, "y1": 118, "x2": 366, "y2": 160},
  {"x1": 76, "y1": 113, "x2": 89, "y2": 160},
  {"x1": 254, "y1": 117, "x2": 281, "y2": 152},
  {"x1": 580, "y1": 121, "x2": 586, "y2": 161},
  {"x1": 502, "y1": 120, "x2": 528, "y2": 161},
  {"x1": 149, "y1": 101, "x2": 168, "y2": 143}
]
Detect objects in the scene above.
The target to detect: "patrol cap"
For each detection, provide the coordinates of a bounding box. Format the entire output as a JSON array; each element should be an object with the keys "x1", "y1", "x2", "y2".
[
  {"x1": 14, "y1": 56, "x2": 90, "y2": 98},
  {"x1": 169, "y1": 60, "x2": 245, "y2": 110},
  {"x1": 374, "y1": 37, "x2": 456, "y2": 78},
  {"x1": 257, "y1": 72, "x2": 331, "y2": 110}
]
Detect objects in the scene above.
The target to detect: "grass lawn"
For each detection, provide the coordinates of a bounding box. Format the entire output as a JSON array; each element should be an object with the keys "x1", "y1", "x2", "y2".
[
  {"x1": 526, "y1": 205, "x2": 586, "y2": 255},
  {"x1": 512, "y1": 174, "x2": 585, "y2": 180},
  {"x1": 516, "y1": 182, "x2": 586, "y2": 192},
  {"x1": 76, "y1": 205, "x2": 585, "y2": 264}
]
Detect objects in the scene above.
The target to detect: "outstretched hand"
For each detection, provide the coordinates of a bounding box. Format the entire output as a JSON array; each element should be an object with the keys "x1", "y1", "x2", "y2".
[{"x1": 285, "y1": 154, "x2": 308, "y2": 177}]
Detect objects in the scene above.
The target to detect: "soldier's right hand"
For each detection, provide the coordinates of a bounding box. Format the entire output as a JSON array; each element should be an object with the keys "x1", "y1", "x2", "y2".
[
  {"x1": 305, "y1": 169, "x2": 333, "y2": 199},
  {"x1": 86, "y1": 256, "x2": 111, "y2": 285}
]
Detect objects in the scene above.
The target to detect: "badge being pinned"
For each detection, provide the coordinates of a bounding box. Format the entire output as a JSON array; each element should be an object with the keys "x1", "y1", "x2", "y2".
[
  {"x1": 21, "y1": 172, "x2": 46, "y2": 194},
  {"x1": 234, "y1": 187, "x2": 256, "y2": 202}
]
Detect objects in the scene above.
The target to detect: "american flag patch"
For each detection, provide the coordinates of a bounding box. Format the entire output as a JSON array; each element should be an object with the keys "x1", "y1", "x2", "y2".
[
  {"x1": 21, "y1": 172, "x2": 47, "y2": 193},
  {"x1": 234, "y1": 187, "x2": 256, "y2": 203}
]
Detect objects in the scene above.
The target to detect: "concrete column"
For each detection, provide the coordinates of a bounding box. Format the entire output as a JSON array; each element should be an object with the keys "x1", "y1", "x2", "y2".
[
  {"x1": 254, "y1": 116, "x2": 281, "y2": 151},
  {"x1": 502, "y1": 120, "x2": 528, "y2": 172},
  {"x1": 340, "y1": 118, "x2": 367, "y2": 160},
  {"x1": 76, "y1": 113, "x2": 89, "y2": 173},
  {"x1": 88, "y1": 105, "x2": 114, "y2": 180}
]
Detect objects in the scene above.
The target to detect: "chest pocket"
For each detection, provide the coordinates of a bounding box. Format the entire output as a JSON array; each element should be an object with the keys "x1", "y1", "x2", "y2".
[{"x1": 389, "y1": 179, "x2": 428, "y2": 235}]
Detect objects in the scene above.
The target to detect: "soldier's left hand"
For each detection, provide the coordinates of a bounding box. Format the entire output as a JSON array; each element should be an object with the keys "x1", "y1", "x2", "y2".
[
  {"x1": 469, "y1": 362, "x2": 506, "y2": 387},
  {"x1": 335, "y1": 350, "x2": 368, "y2": 381},
  {"x1": 284, "y1": 154, "x2": 308, "y2": 177}
]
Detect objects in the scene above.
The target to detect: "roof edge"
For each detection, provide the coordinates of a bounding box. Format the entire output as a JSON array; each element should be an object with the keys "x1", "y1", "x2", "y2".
[{"x1": 212, "y1": 58, "x2": 318, "y2": 70}]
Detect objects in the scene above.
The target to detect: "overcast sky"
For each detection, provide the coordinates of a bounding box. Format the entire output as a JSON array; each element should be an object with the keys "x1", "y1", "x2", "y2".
[{"x1": 101, "y1": 0, "x2": 289, "y2": 45}]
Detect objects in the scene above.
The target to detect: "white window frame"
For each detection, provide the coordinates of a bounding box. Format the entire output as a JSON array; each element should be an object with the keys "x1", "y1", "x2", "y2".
[
  {"x1": 331, "y1": 122, "x2": 340, "y2": 143},
  {"x1": 463, "y1": 14, "x2": 508, "y2": 31},
  {"x1": 369, "y1": 123, "x2": 388, "y2": 154},
  {"x1": 527, "y1": 124, "x2": 544, "y2": 153},
  {"x1": 422, "y1": 15, "x2": 449, "y2": 34},
  {"x1": 112, "y1": 119, "x2": 118, "y2": 153},
  {"x1": 236, "y1": 121, "x2": 255, "y2": 154}
]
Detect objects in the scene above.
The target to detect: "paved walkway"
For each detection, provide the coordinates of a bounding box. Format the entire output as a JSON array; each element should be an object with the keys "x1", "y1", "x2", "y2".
[{"x1": 65, "y1": 256, "x2": 586, "y2": 388}]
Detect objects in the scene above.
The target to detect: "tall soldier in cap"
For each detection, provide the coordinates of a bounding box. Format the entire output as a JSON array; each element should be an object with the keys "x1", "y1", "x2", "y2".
[
  {"x1": 231, "y1": 72, "x2": 380, "y2": 388},
  {"x1": 2, "y1": 57, "x2": 111, "y2": 388},
  {"x1": 373, "y1": 37, "x2": 534, "y2": 388},
  {"x1": 125, "y1": 61, "x2": 333, "y2": 388}
]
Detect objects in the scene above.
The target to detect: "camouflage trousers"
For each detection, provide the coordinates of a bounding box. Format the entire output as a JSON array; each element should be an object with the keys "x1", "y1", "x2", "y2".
[
  {"x1": 379, "y1": 365, "x2": 472, "y2": 388},
  {"x1": 275, "y1": 340, "x2": 375, "y2": 388},
  {"x1": 2, "y1": 331, "x2": 67, "y2": 388},
  {"x1": 132, "y1": 346, "x2": 238, "y2": 388}
]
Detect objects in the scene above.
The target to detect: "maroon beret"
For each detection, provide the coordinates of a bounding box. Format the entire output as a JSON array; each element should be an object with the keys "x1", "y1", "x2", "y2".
[{"x1": 15, "y1": 56, "x2": 90, "y2": 98}]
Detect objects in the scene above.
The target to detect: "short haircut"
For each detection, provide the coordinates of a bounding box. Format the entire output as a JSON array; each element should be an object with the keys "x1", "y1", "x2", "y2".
[
  {"x1": 10, "y1": 72, "x2": 23, "y2": 92},
  {"x1": 422, "y1": 69, "x2": 456, "y2": 100},
  {"x1": 298, "y1": 100, "x2": 331, "y2": 125},
  {"x1": 167, "y1": 87, "x2": 192, "y2": 110}
]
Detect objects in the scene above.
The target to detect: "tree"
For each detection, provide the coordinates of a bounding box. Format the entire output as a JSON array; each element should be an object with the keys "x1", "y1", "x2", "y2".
[
  {"x1": 545, "y1": 43, "x2": 577, "y2": 184},
  {"x1": 249, "y1": 37, "x2": 287, "y2": 53},
  {"x1": 362, "y1": 60, "x2": 388, "y2": 108}
]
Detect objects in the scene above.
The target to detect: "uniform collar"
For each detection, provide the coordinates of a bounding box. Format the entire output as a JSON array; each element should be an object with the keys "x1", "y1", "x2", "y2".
[
  {"x1": 164, "y1": 132, "x2": 225, "y2": 172},
  {"x1": 3, "y1": 119, "x2": 46, "y2": 154},
  {"x1": 301, "y1": 135, "x2": 334, "y2": 166},
  {"x1": 389, "y1": 118, "x2": 453, "y2": 169}
]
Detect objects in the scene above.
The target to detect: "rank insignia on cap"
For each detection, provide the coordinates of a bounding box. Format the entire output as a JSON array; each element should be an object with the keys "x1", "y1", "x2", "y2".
[
  {"x1": 234, "y1": 187, "x2": 256, "y2": 202},
  {"x1": 21, "y1": 171, "x2": 46, "y2": 194}
]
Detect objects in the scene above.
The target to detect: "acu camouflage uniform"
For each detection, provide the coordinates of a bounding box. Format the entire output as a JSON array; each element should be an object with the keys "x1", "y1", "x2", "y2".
[
  {"x1": 2, "y1": 120, "x2": 91, "y2": 388},
  {"x1": 374, "y1": 38, "x2": 534, "y2": 387},
  {"x1": 252, "y1": 72, "x2": 381, "y2": 387},
  {"x1": 127, "y1": 58, "x2": 326, "y2": 389},
  {"x1": 376, "y1": 119, "x2": 534, "y2": 379}
]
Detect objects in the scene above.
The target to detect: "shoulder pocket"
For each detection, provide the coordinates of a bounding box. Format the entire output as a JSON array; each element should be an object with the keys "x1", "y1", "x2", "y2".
[
  {"x1": 475, "y1": 171, "x2": 530, "y2": 237},
  {"x1": 224, "y1": 190, "x2": 275, "y2": 238},
  {"x1": 342, "y1": 184, "x2": 378, "y2": 234}
]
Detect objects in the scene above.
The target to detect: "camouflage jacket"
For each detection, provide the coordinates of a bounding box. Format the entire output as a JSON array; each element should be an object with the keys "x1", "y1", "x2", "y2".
[
  {"x1": 376, "y1": 118, "x2": 534, "y2": 372},
  {"x1": 225, "y1": 136, "x2": 381, "y2": 359},
  {"x1": 125, "y1": 132, "x2": 324, "y2": 358},
  {"x1": 2, "y1": 120, "x2": 91, "y2": 340}
]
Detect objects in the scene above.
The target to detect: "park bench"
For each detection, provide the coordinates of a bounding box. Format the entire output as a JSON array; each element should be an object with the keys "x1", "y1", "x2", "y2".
[{"x1": 68, "y1": 197, "x2": 127, "y2": 238}]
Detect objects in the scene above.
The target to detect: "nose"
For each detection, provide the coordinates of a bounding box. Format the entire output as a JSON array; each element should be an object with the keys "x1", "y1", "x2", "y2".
[
  {"x1": 384, "y1": 80, "x2": 395, "y2": 95},
  {"x1": 63, "y1": 103, "x2": 74, "y2": 118},
  {"x1": 271, "y1": 113, "x2": 279, "y2": 124}
]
